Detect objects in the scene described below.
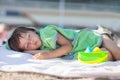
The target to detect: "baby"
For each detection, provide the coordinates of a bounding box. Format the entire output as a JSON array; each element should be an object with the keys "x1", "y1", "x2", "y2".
[{"x1": 5, "y1": 25, "x2": 120, "y2": 61}]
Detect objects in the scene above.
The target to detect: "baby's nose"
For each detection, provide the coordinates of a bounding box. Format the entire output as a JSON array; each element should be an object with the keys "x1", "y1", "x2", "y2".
[{"x1": 29, "y1": 40, "x2": 33, "y2": 44}]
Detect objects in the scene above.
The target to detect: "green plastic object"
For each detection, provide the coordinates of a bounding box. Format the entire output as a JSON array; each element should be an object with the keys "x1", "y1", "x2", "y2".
[{"x1": 77, "y1": 51, "x2": 108, "y2": 64}]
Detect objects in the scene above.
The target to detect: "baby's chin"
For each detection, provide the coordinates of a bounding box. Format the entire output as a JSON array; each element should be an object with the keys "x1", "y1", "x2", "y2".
[
  {"x1": 36, "y1": 45, "x2": 41, "y2": 50},
  {"x1": 36, "y1": 42, "x2": 42, "y2": 50}
]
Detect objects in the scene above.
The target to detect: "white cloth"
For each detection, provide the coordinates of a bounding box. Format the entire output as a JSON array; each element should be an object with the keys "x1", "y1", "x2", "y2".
[
  {"x1": 0, "y1": 40, "x2": 3, "y2": 47},
  {"x1": 0, "y1": 46, "x2": 120, "y2": 78}
]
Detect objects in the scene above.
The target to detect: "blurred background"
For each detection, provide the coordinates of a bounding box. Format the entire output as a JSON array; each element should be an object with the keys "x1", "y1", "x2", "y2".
[{"x1": 0, "y1": 0, "x2": 120, "y2": 41}]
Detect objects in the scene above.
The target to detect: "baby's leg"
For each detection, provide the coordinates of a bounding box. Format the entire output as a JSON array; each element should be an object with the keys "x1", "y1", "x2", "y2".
[
  {"x1": 101, "y1": 48, "x2": 114, "y2": 61},
  {"x1": 102, "y1": 35, "x2": 120, "y2": 60}
]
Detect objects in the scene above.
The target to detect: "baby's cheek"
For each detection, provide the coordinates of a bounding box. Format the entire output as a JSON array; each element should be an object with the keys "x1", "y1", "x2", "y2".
[
  {"x1": 33, "y1": 45, "x2": 39, "y2": 50},
  {"x1": 27, "y1": 45, "x2": 34, "y2": 50}
]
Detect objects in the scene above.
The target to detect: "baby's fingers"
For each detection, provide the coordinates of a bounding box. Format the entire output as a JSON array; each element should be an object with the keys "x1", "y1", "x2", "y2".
[
  {"x1": 32, "y1": 56, "x2": 38, "y2": 60},
  {"x1": 32, "y1": 53, "x2": 44, "y2": 60}
]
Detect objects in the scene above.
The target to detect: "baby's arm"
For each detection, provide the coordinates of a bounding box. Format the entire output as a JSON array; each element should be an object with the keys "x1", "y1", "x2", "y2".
[{"x1": 32, "y1": 33, "x2": 72, "y2": 60}]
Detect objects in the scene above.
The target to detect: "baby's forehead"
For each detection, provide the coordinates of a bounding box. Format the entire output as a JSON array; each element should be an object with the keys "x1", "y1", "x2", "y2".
[
  {"x1": 20, "y1": 30, "x2": 35, "y2": 36},
  {"x1": 19, "y1": 32, "x2": 28, "y2": 38},
  {"x1": 18, "y1": 33, "x2": 27, "y2": 49}
]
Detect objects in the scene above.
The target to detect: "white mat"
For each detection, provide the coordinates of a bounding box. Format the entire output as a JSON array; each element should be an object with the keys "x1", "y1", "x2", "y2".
[{"x1": 0, "y1": 46, "x2": 120, "y2": 78}]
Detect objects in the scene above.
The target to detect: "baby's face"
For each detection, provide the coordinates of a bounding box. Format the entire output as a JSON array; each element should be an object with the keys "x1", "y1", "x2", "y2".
[{"x1": 19, "y1": 31, "x2": 42, "y2": 51}]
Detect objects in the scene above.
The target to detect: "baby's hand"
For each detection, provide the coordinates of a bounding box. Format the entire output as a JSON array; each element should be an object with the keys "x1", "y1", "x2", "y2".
[{"x1": 32, "y1": 53, "x2": 45, "y2": 60}]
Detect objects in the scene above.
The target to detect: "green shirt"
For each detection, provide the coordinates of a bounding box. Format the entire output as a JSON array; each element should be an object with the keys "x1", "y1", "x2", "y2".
[{"x1": 37, "y1": 25, "x2": 102, "y2": 59}]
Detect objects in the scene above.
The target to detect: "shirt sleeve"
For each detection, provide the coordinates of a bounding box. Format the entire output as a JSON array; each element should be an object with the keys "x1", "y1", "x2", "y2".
[{"x1": 40, "y1": 26, "x2": 58, "y2": 50}]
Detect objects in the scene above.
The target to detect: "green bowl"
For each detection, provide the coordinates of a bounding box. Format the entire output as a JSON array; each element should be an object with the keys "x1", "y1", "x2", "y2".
[{"x1": 78, "y1": 51, "x2": 108, "y2": 64}]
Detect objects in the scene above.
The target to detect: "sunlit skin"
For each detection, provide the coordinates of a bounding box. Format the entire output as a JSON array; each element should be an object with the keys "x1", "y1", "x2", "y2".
[
  {"x1": 19, "y1": 31, "x2": 42, "y2": 51},
  {"x1": 18, "y1": 30, "x2": 120, "y2": 61}
]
